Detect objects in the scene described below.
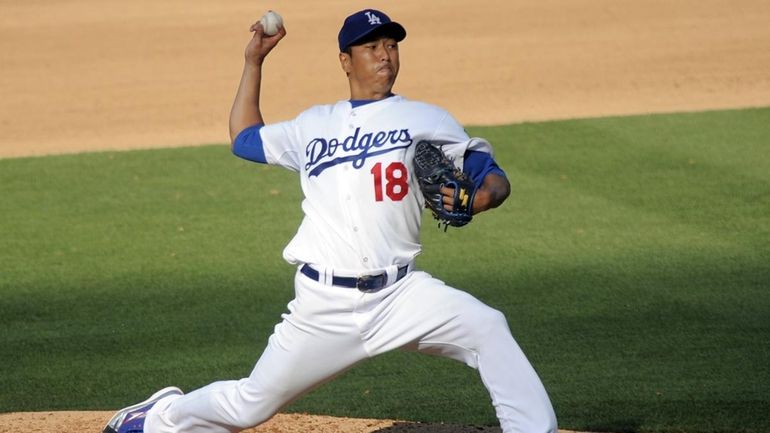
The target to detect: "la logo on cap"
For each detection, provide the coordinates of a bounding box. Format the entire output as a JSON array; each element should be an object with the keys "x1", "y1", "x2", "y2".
[{"x1": 364, "y1": 11, "x2": 382, "y2": 25}]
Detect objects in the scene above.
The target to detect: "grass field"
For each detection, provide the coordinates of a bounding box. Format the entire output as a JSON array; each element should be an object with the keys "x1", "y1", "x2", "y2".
[{"x1": 1, "y1": 107, "x2": 769, "y2": 433}]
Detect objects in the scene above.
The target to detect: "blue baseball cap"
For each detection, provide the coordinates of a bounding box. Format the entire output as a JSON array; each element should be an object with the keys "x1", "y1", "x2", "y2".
[{"x1": 338, "y1": 9, "x2": 407, "y2": 52}]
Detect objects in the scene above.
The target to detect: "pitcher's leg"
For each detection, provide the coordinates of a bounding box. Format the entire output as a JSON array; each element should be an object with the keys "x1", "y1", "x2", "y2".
[
  {"x1": 417, "y1": 307, "x2": 557, "y2": 433},
  {"x1": 146, "y1": 324, "x2": 368, "y2": 433},
  {"x1": 383, "y1": 273, "x2": 557, "y2": 433},
  {"x1": 145, "y1": 277, "x2": 370, "y2": 433}
]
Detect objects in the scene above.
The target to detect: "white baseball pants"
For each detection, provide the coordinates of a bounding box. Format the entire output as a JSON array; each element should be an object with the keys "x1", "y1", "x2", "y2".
[{"x1": 145, "y1": 269, "x2": 557, "y2": 433}]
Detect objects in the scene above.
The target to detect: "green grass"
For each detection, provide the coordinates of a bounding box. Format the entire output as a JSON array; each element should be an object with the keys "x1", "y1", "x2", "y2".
[{"x1": 1, "y1": 107, "x2": 769, "y2": 433}]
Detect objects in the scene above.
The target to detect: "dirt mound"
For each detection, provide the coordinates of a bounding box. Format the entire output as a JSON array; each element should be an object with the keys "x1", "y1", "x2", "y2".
[{"x1": 0, "y1": 411, "x2": 591, "y2": 433}]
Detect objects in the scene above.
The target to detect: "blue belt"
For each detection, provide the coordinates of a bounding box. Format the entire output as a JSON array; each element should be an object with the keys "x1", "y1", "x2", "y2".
[{"x1": 300, "y1": 263, "x2": 409, "y2": 291}]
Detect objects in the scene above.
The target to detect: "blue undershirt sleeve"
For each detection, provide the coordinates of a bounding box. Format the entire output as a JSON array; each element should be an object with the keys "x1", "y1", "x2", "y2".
[
  {"x1": 463, "y1": 150, "x2": 507, "y2": 188},
  {"x1": 232, "y1": 123, "x2": 267, "y2": 163}
]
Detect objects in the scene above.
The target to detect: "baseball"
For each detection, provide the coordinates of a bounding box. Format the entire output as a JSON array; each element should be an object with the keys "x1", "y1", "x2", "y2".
[{"x1": 260, "y1": 11, "x2": 283, "y2": 36}]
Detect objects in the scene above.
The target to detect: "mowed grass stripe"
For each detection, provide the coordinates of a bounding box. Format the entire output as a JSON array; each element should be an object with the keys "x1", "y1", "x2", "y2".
[{"x1": 1, "y1": 107, "x2": 768, "y2": 433}]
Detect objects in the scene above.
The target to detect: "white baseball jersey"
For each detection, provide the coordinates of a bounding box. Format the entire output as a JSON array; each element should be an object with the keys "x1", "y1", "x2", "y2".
[{"x1": 257, "y1": 95, "x2": 494, "y2": 272}]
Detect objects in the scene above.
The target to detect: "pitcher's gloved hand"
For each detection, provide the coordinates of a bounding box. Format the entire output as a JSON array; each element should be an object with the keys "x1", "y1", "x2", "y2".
[{"x1": 413, "y1": 140, "x2": 476, "y2": 230}]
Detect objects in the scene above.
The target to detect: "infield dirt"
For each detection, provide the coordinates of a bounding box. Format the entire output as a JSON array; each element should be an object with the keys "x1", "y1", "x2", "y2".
[
  {"x1": 2, "y1": 0, "x2": 769, "y2": 159},
  {"x1": 1, "y1": 0, "x2": 769, "y2": 432}
]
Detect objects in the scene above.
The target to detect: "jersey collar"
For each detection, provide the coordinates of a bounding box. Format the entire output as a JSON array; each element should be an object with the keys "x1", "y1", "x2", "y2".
[{"x1": 349, "y1": 93, "x2": 396, "y2": 108}]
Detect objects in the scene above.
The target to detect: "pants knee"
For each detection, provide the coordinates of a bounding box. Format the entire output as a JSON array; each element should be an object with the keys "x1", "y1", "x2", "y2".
[
  {"x1": 468, "y1": 305, "x2": 511, "y2": 341},
  {"x1": 229, "y1": 378, "x2": 290, "y2": 428}
]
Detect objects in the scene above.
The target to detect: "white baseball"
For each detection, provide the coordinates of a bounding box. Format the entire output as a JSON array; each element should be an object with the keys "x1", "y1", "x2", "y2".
[{"x1": 260, "y1": 11, "x2": 283, "y2": 36}]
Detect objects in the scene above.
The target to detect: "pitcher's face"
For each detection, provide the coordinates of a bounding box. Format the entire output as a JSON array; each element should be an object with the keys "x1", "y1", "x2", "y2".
[{"x1": 341, "y1": 37, "x2": 400, "y2": 98}]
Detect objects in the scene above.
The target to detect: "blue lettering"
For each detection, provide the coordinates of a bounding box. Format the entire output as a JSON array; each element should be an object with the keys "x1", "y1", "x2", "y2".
[
  {"x1": 305, "y1": 138, "x2": 328, "y2": 169},
  {"x1": 340, "y1": 127, "x2": 360, "y2": 152},
  {"x1": 305, "y1": 127, "x2": 413, "y2": 176},
  {"x1": 357, "y1": 132, "x2": 373, "y2": 151}
]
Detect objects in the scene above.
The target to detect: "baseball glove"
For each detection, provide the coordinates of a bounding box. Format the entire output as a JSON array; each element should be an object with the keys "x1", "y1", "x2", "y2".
[{"x1": 413, "y1": 140, "x2": 476, "y2": 230}]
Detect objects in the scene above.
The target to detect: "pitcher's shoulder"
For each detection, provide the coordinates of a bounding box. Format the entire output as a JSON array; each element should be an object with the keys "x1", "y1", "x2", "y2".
[{"x1": 393, "y1": 96, "x2": 454, "y2": 119}]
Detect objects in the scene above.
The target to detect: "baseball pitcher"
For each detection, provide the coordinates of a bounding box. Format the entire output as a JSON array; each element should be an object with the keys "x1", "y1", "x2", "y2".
[{"x1": 104, "y1": 9, "x2": 557, "y2": 433}]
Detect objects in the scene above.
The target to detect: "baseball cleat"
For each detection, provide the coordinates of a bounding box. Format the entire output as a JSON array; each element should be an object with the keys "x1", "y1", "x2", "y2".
[{"x1": 102, "y1": 386, "x2": 183, "y2": 433}]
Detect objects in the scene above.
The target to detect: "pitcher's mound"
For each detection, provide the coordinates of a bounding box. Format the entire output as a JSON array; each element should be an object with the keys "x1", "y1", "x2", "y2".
[{"x1": 0, "y1": 411, "x2": 593, "y2": 433}]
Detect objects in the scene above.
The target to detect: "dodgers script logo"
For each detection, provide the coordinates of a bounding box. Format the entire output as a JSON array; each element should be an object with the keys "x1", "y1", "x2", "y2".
[{"x1": 305, "y1": 127, "x2": 412, "y2": 177}]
